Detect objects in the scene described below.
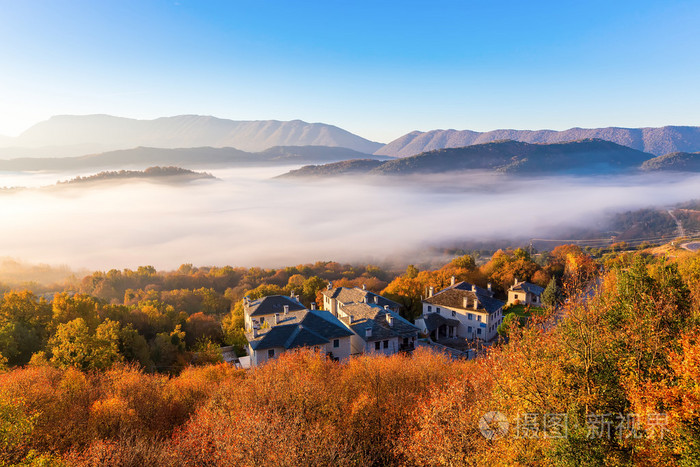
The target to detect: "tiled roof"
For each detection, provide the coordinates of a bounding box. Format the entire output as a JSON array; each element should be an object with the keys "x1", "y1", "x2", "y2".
[
  {"x1": 321, "y1": 287, "x2": 401, "y2": 310},
  {"x1": 510, "y1": 282, "x2": 545, "y2": 295},
  {"x1": 423, "y1": 281, "x2": 504, "y2": 314},
  {"x1": 423, "y1": 313, "x2": 461, "y2": 333},
  {"x1": 339, "y1": 302, "x2": 419, "y2": 342},
  {"x1": 246, "y1": 309, "x2": 353, "y2": 351},
  {"x1": 245, "y1": 295, "x2": 306, "y2": 317}
]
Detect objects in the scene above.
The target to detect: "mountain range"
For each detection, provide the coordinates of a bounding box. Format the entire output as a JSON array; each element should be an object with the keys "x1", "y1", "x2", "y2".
[
  {"x1": 0, "y1": 115, "x2": 383, "y2": 156},
  {"x1": 0, "y1": 145, "x2": 390, "y2": 172},
  {"x1": 2, "y1": 115, "x2": 700, "y2": 165},
  {"x1": 279, "y1": 139, "x2": 654, "y2": 178},
  {"x1": 376, "y1": 126, "x2": 700, "y2": 157}
]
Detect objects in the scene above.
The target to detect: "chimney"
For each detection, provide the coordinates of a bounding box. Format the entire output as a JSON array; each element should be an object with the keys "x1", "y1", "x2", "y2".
[
  {"x1": 365, "y1": 326, "x2": 372, "y2": 338},
  {"x1": 374, "y1": 296, "x2": 379, "y2": 304},
  {"x1": 514, "y1": 277, "x2": 519, "y2": 285},
  {"x1": 471, "y1": 284, "x2": 477, "y2": 292},
  {"x1": 362, "y1": 284, "x2": 366, "y2": 290},
  {"x1": 384, "y1": 305, "x2": 389, "y2": 310},
  {"x1": 487, "y1": 283, "x2": 493, "y2": 293},
  {"x1": 252, "y1": 326, "x2": 258, "y2": 338},
  {"x1": 451, "y1": 276, "x2": 455, "y2": 286},
  {"x1": 463, "y1": 296, "x2": 469, "y2": 309},
  {"x1": 283, "y1": 305, "x2": 289, "y2": 315},
  {"x1": 473, "y1": 298, "x2": 479, "y2": 310},
  {"x1": 428, "y1": 286, "x2": 434, "y2": 297},
  {"x1": 273, "y1": 313, "x2": 279, "y2": 325},
  {"x1": 386, "y1": 313, "x2": 394, "y2": 327},
  {"x1": 348, "y1": 315, "x2": 354, "y2": 324},
  {"x1": 310, "y1": 302, "x2": 316, "y2": 310},
  {"x1": 327, "y1": 281, "x2": 332, "y2": 290},
  {"x1": 363, "y1": 296, "x2": 368, "y2": 304}
]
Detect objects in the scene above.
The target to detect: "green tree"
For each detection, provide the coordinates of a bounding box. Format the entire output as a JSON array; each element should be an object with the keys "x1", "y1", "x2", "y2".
[
  {"x1": 541, "y1": 277, "x2": 560, "y2": 309},
  {"x1": 118, "y1": 325, "x2": 153, "y2": 370},
  {"x1": 222, "y1": 301, "x2": 247, "y2": 355},
  {"x1": 0, "y1": 291, "x2": 51, "y2": 365},
  {"x1": 405, "y1": 264, "x2": 419, "y2": 279},
  {"x1": 48, "y1": 318, "x2": 122, "y2": 370},
  {"x1": 497, "y1": 312, "x2": 520, "y2": 338},
  {"x1": 151, "y1": 325, "x2": 187, "y2": 372},
  {"x1": 302, "y1": 276, "x2": 327, "y2": 305},
  {"x1": 51, "y1": 293, "x2": 101, "y2": 330},
  {"x1": 450, "y1": 254, "x2": 476, "y2": 270},
  {"x1": 245, "y1": 284, "x2": 285, "y2": 300}
]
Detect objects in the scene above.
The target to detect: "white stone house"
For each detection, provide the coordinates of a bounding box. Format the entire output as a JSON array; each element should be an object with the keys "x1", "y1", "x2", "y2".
[
  {"x1": 507, "y1": 278, "x2": 545, "y2": 306},
  {"x1": 243, "y1": 294, "x2": 353, "y2": 367},
  {"x1": 321, "y1": 284, "x2": 402, "y2": 316},
  {"x1": 321, "y1": 285, "x2": 418, "y2": 355},
  {"x1": 416, "y1": 278, "x2": 505, "y2": 342}
]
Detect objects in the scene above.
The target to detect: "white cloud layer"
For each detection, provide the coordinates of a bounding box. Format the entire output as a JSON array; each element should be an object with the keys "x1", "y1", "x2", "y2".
[{"x1": 1, "y1": 167, "x2": 698, "y2": 271}]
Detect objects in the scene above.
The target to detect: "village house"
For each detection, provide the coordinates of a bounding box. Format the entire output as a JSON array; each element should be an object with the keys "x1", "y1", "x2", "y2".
[
  {"x1": 321, "y1": 285, "x2": 419, "y2": 355},
  {"x1": 416, "y1": 277, "x2": 505, "y2": 342},
  {"x1": 507, "y1": 278, "x2": 545, "y2": 306},
  {"x1": 244, "y1": 294, "x2": 354, "y2": 367},
  {"x1": 321, "y1": 284, "x2": 402, "y2": 315},
  {"x1": 243, "y1": 294, "x2": 306, "y2": 331}
]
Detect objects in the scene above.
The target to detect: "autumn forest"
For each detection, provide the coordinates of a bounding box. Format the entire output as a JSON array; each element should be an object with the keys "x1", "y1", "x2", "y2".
[{"x1": 0, "y1": 242, "x2": 698, "y2": 466}]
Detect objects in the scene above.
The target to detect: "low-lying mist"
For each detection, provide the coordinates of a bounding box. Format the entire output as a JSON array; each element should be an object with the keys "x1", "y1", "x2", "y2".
[{"x1": 1, "y1": 166, "x2": 699, "y2": 272}]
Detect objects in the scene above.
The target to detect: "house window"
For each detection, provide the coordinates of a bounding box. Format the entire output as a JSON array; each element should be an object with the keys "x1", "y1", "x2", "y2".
[
  {"x1": 427, "y1": 305, "x2": 432, "y2": 312},
  {"x1": 383, "y1": 340, "x2": 389, "y2": 349},
  {"x1": 375, "y1": 341, "x2": 381, "y2": 350},
  {"x1": 468, "y1": 313, "x2": 473, "y2": 320},
  {"x1": 477, "y1": 329, "x2": 482, "y2": 335},
  {"x1": 436, "y1": 307, "x2": 441, "y2": 314},
  {"x1": 268, "y1": 349, "x2": 275, "y2": 358},
  {"x1": 333, "y1": 339, "x2": 340, "y2": 348},
  {"x1": 514, "y1": 294, "x2": 519, "y2": 299},
  {"x1": 468, "y1": 326, "x2": 472, "y2": 333},
  {"x1": 477, "y1": 315, "x2": 482, "y2": 322},
  {"x1": 452, "y1": 310, "x2": 456, "y2": 317}
]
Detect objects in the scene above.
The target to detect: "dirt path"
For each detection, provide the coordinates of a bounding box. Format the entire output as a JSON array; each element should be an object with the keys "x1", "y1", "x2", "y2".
[{"x1": 667, "y1": 209, "x2": 686, "y2": 238}]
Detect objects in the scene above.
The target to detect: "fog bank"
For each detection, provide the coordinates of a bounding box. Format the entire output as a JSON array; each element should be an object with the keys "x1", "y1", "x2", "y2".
[{"x1": 1, "y1": 167, "x2": 698, "y2": 271}]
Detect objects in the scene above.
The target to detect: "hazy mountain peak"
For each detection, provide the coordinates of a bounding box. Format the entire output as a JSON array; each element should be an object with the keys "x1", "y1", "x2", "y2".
[{"x1": 8, "y1": 114, "x2": 383, "y2": 155}]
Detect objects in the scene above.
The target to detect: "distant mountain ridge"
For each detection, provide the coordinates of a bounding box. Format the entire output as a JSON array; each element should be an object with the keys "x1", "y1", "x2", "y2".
[
  {"x1": 281, "y1": 139, "x2": 654, "y2": 178},
  {"x1": 642, "y1": 151, "x2": 700, "y2": 172},
  {"x1": 1, "y1": 166, "x2": 214, "y2": 193},
  {"x1": 3, "y1": 114, "x2": 383, "y2": 155},
  {"x1": 56, "y1": 166, "x2": 215, "y2": 185},
  {"x1": 376, "y1": 126, "x2": 700, "y2": 157},
  {"x1": 0, "y1": 145, "x2": 391, "y2": 172}
]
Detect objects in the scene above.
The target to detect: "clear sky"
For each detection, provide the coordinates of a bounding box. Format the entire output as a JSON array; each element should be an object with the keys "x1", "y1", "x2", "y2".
[{"x1": 0, "y1": 0, "x2": 698, "y2": 143}]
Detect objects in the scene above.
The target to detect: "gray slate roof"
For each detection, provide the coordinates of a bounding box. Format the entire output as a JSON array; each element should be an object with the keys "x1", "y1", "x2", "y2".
[
  {"x1": 321, "y1": 286, "x2": 401, "y2": 310},
  {"x1": 246, "y1": 309, "x2": 353, "y2": 351},
  {"x1": 510, "y1": 282, "x2": 545, "y2": 295},
  {"x1": 339, "y1": 302, "x2": 419, "y2": 342},
  {"x1": 245, "y1": 295, "x2": 306, "y2": 317},
  {"x1": 423, "y1": 313, "x2": 461, "y2": 333},
  {"x1": 423, "y1": 281, "x2": 504, "y2": 314}
]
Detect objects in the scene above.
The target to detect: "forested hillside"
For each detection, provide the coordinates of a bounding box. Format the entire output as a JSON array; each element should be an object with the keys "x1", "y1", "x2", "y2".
[{"x1": 1, "y1": 246, "x2": 699, "y2": 465}]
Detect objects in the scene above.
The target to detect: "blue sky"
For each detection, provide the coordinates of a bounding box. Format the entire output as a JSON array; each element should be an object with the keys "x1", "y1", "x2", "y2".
[{"x1": 0, "y1": 0, "x2": 698, "y2": 142}]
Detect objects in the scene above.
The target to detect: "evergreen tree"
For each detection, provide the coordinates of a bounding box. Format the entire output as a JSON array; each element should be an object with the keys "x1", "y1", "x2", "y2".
[{"x1": 541, "y1": 276, "x2": 559, "y2": 309}]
